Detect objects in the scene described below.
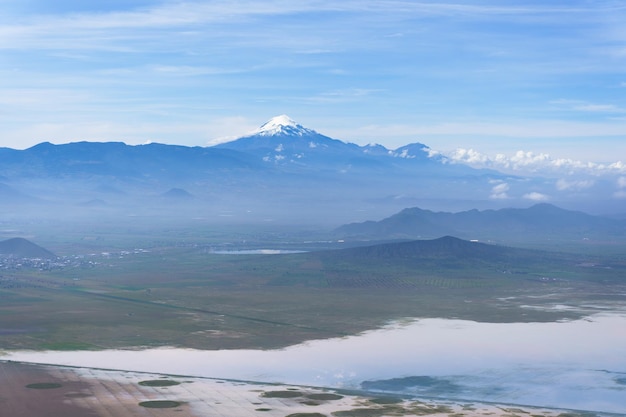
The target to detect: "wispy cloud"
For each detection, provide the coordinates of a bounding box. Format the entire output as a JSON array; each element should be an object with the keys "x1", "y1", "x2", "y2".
[
  {"x1": 307, "y1": 88, "x2": 384, "y2": 103},
  {"x1": 2, "y1": 1, "x2": 622, "y2": 52},
  {"x1": 150, "y1": 65, "x2": 244, "y2": 77},
  {"x1": 0, "y1": 2, "x2": 347, "y2": 51},
  {"x1": 489, "y1": 181, "x2": 509, "y2": 200},
  {"x1": 556, "y1": 179, "x2": 595, "y2": 191},
  {"x1": 336, "y1": 120, "x2": 626, "y2": 146},
  {"x1": 551, "y1": 99, "x2": 626, "y2": 114},
  {"x1": 523, "y1": 192, "x2": 549, "y2": 202}
]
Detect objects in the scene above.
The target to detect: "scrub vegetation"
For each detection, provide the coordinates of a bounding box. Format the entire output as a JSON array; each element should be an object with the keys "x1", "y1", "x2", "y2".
[
  {"x1": 262, "y1": 391, "x2": 304, "y2": 398},
  {"x1": 138, "y1": 400, "x2": 183, "y2": 408},
  {"x1": 138, "y1": 379, "x2": 180, "y2": 387},
  {"x1": 25, "y1": 382, "x2": 62, "y2": 389}
]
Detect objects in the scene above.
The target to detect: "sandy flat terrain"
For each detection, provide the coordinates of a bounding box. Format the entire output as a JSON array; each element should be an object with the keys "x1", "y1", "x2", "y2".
[{"x1": 0, "y1": 360, "x2": 585, "y2": 417}]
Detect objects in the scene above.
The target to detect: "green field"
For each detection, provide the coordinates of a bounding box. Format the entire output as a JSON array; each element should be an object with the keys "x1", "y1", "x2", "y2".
[{"x1": 2, "y1": 226, "x2": 625, "y2": 352}]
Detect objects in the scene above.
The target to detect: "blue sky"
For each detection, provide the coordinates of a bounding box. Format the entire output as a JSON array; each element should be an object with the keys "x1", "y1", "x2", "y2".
[{"x1": 1, "y1": 0, "x2": 626, "y2": 165}]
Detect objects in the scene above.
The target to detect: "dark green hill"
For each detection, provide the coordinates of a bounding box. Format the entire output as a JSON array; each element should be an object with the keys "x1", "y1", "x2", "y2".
[
  {"x1": 315, "y1": 235, "x2": 564, "y2": 269},
  {"x1": 260, "y1": 235, "x2": 608, "y2": 289},
  {"x1": 0, "y1": 238, "x2": 57, "y2": 259},
  {"x1": 330, "y1": 236, "x2": 510, "y2": 260}
]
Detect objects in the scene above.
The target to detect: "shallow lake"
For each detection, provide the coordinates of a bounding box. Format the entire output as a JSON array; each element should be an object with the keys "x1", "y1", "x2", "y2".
[
  {"x1": 210, "y1": 249, "x2": 306, "y2": 254},
  {"x1": 4, "y1": 313, "x2": 626, "y2": 414}
]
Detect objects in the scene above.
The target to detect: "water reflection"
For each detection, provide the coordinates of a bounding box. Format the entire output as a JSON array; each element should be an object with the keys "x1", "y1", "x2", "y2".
[
  {"x1": 210, "y1": 249, "x2": 306, "y2": 254},
  {"x1": 4, "y1": 314, "x2": 626, "y2": 413}
]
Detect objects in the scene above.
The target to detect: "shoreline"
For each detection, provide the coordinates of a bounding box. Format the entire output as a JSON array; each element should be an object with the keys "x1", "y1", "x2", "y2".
[
  {"x1": 2, "y1": 313, "x2": 626, "y2": 414},
  {"x1": 1, "y1": 360, "x2": 610, "y2": 417}
]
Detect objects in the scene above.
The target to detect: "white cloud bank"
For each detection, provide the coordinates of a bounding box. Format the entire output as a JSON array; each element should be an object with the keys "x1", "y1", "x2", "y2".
[
  {"x1": 615, "y1": 176, "x2": 626, "y2": 199},
  {"x1": 445, "y1": 148, "x2": 626, "y2": 176}
]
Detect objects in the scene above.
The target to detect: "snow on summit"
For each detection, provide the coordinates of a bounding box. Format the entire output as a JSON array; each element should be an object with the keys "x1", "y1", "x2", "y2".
[{"x1": 252, "y1": 115, "x2": 318, "y2": 137}]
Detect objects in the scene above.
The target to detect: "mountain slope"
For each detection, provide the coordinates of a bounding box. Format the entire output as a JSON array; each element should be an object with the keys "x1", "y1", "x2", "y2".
[
  {"x1": 0, "y1": 238, "x2": 57, "y2": 259},
  {"x1": 216, "y1": 115, "x2": 361, "y2": 154}
]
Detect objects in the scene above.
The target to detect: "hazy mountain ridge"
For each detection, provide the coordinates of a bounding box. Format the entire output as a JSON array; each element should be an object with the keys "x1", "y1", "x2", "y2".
[
  {"x1": 0, "y1": 141, "x2": 261, "y2": 179},
  {"x1": 0, "y1": 117, "x2": 511, "y2": 223},
  {"x1": 335, "y1": 203, "x2": 626, "y2": 241},
  {"x1": 0, "y1": 117, "x2": 476, "y2": 185},
  {"x1": 0, "y1": 116, "x2": 622, "y2": 223}
]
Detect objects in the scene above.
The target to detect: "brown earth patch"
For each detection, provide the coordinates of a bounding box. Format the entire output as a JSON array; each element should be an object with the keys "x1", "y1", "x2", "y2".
[{"x1": 0, "y1": 361, "x2": 98, "y2": 417}]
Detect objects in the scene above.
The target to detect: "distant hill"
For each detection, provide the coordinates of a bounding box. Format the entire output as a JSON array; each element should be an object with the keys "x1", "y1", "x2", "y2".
[
  {"x1": 335, "y1": 203, "x2": 626, "y2": 242},
  {"x1": 264, "y1": 235, "x2": 600, "y2": 289},
  {"x1": 315, "y1": 235, "x2": 556, "y2": 268},
  {"x1": 0, "y1": 238, "x2": 57, "y2": 259},
  {"x1": 331, "y1": 236, "x2": 509, "y2": 260}
]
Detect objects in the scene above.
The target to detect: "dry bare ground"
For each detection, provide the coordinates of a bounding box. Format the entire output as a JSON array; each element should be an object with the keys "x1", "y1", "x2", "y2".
[{"x1": 0, "y1": 360, "x2": 581, "y2": 417}]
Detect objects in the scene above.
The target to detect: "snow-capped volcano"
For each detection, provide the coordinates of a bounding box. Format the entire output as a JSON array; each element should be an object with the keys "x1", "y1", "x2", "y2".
[
  {"x1": 251, "y1": 115, "x2": 318, "y2": 137},
  {"x1": 215, "y1": 115, "x2": 442, "y2": 168},
  {"x1": 216, "y1": 115, "x2": 352, "y2": 159}
]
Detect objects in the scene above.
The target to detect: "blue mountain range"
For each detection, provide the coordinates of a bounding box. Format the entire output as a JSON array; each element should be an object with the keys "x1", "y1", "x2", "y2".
[{"x1": 0, "y1": 115, "x2": 620, "y2": 224}]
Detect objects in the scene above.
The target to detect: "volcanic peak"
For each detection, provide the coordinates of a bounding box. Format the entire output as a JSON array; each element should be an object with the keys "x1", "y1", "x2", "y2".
[{"x1": 252, "y1": 115, "x2": 318, "y2": 137}]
